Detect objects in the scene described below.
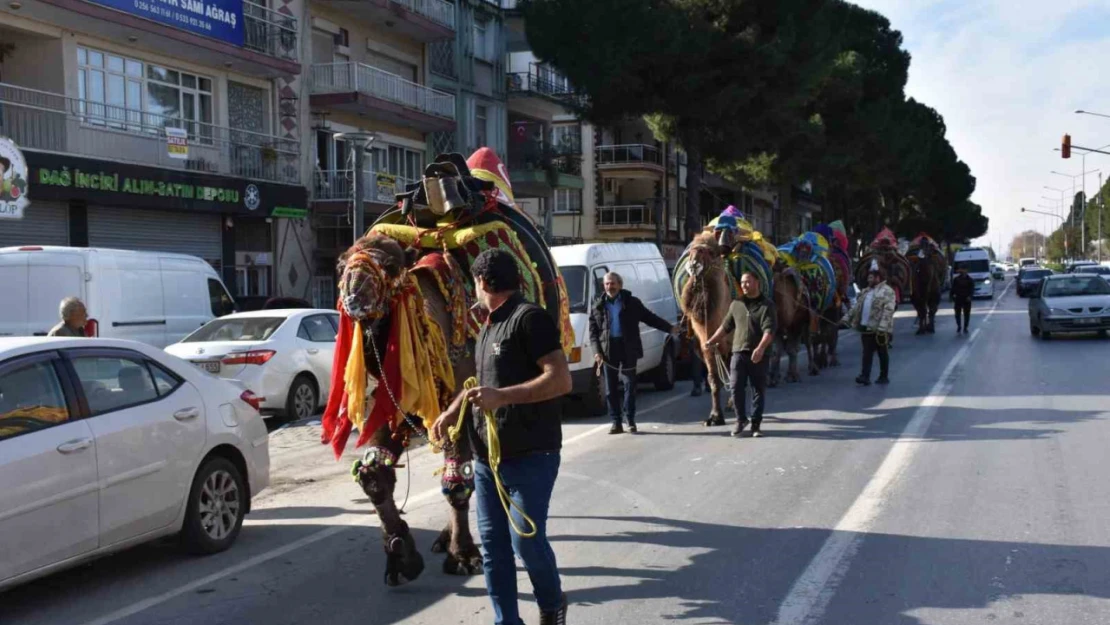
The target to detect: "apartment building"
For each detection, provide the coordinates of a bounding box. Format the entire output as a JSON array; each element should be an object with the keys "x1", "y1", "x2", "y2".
[
  {"x1": 501, "y1": 2, "x2": 591, "y2": 244},
  {"x1": 303, "y1": 0, "x2": 459, "y2": 306},
  {"x1": 0, "y1": 0, "x2": 306, "y2": 303}
]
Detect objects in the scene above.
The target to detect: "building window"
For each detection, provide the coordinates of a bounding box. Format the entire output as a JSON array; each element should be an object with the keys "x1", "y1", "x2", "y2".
[
  {"x1": 475, "y1": 104, "x2": 488, "y2": 148},
  {"x1": 472, "y1": 19, "x2": 493, "y2": 62},
  {"x1": 552, "y1": 124, "x2": 580, "y2": 153},
  {"x1": 554, "y1": 188, "x2": 582, "y2": 214},
  {"x1": 77, "y1": 46, "x2": 213, "y2": 142},
  {"x1": 235, "y1": 266, "x2": 271, "y2": 298}
]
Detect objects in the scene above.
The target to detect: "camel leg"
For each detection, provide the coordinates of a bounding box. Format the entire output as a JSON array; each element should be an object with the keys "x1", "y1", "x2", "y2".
[
  {"x1": 806, "y1": 329, "x2": 819, "y2": 376},
  {"x1": 786, "y1": 334, "x2": 802, "y2": 383},
  {"x1": 354, "y1": 424, "x2": 425, "y2": 586},
  {"x1": 437, "y1": 439, "x2": 483, "y2": 576},
  {"x1": 829, "y1": 321, "x2": 841, "y2": 367},
  {"x1": 768, "y1": 336, "x2": 782, "y2": 388},
  {"x1": 702, "y1": 347, "x2": 726, "y2": 426}
]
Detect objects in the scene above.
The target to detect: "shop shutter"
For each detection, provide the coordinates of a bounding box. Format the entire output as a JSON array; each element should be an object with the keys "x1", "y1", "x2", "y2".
[
  {"x1": 88, "y1": 208, "x2": 222, "y2": 265},
  {"x1": 0, "y1": 202, "x2": 69, "y2": 248}
]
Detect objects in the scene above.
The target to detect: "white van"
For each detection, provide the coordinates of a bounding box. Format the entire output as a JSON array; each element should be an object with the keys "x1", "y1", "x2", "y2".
[
  {"x1": 951, "y1": 247, "x2": 994, "y2": 299},
  {"x1": 552, "y1": 243, "x2": 679, "y2": 415},
  {"x1": 0, "y1": 246, "x2": 237, "y2": 347}
]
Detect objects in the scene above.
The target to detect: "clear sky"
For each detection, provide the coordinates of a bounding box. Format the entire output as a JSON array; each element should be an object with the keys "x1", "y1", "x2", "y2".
[{"x1": 851, "y1": 0, "x2": 1110, "y2": 257}]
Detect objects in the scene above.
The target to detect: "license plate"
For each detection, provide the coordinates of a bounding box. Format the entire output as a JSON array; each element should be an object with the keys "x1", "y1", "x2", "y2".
[
  {"x1": 194, "y1": 360, "x2": 221, "y2": 373},
  {"x1": 1075, "y1": 318, "x2": 1099, "y2": 325}
]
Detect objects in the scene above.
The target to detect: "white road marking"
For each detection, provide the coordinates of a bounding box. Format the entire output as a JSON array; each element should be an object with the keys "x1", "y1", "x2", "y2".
[
  {"x1": 78, "y1": 388, "x2": 693, "y2": 625},
  {"x1": 772, "y1": 280, "x2": 1012, "y2": 625}
]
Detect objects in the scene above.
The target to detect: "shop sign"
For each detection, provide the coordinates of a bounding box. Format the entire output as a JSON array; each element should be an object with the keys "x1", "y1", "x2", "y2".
[
  {"x1": 86, "y1": 0, "x2": 245, "y2": 46},
  {"x1": 24, "y1": 151, "x2": 307, "y2": 216},
  {"x1": 0, "y1": 137, "x2": 31, "y2": 220},
  {"x1": 375, "y1": 172, "x2": 396, "y2": 203},
  {"x1": 166, "y1": 128, "x2": 189, "y2": 160},
  {"x1": 271, "y1": 206, "x2": 308, "y2": 218}
]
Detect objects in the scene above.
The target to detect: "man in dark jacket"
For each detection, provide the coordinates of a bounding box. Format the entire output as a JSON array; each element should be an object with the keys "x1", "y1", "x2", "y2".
[
  {"x1": 589, "y1": 272, "x2": 678, "y2": 434},
  {"x1": 951, "y1": 267, "x2": 975, "y2": 334}
]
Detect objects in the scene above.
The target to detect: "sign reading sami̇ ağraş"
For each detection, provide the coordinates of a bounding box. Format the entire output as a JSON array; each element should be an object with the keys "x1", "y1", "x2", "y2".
[
  {"x1": 86, "y1": 0, "x2": 245, "y2": 46},
  {"x1": 0, "y1": 137, "x2": 31, "y2": 220}
]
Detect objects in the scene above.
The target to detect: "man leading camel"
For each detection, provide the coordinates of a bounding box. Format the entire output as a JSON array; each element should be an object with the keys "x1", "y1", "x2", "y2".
[
  {"x1": 845, "y1": 268, "x2": 896, "y2": 385},
  {"x1": 704, "y1": 272, "x2": 776, "y2": 438}
]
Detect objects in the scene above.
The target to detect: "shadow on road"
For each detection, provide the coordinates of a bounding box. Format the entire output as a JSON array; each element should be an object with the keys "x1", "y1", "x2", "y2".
[{"x1": 544, "y1": 515, "x2": 1110, "y2": 624}]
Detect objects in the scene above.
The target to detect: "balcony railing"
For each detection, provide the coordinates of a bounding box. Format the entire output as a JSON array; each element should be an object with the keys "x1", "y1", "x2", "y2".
[
  {"x1": 243, "y1": 0, "x2": 299, "y2": 62},
  {"x1": 310, "y1": 63, "x2": 456, "y2": 120},
  {"x1": 507, "y1": 136, "x2": 582, "y2": 177},
  {"x1": 314, "y1": 169, "x2": 417, "y2": 203},
  {"x1": 0, "y1": 83, "x2": 300, "y2": 184},
  {"x1": 598, "y1": 204, "x2": 654, "y2": 228},
  {"x1": 507, "y1": 65, "x2": 585, "y2": 106},
  {"x1": 596, "y1": 144, "x2": 664, "y2": 167},
  {"x1": 391, "y1": 0, "x2": 456, "y2": 29}
]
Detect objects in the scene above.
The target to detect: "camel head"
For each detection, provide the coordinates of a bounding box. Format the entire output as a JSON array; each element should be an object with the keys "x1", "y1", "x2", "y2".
[{"x1": 685, "y1": 231, "x2": 723, "y2": 279}]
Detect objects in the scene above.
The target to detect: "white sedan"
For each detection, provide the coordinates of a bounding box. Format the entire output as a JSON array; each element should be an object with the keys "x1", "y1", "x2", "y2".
[
  {"x1": 166, "y1": 309, "x2": 340, "y2": 421},
  {"x1": 0, "y1": 336, "x2": 269, "y2": 591}
]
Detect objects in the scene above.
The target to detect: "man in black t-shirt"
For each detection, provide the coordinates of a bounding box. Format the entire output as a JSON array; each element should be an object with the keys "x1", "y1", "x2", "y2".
[{"x1": 433, "y1": 249, "x2": 571, "y2": 625}]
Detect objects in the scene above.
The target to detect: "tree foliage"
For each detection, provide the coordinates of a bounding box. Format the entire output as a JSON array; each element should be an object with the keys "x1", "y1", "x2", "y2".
[{"x1": 519, "y1": 0, "x2": 987, "y2": 245}]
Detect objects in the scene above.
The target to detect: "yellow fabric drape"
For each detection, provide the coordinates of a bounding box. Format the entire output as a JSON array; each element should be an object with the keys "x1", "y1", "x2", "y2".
[
  {"x1": 394, "y1": 275, "x2": 455, "y2": 430},
  {"x1": 344, "y1": 321, "x2": 368, "y2": 432}
]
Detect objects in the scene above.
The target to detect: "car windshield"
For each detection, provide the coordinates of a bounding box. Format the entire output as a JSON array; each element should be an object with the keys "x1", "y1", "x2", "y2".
[
  {"x1": 182, "y1": 317, "x2": 286, "y2": 342},
  {"x1": 954, "y1": 259, "x2": 990, "y2": 273},
  {"x1": 1021, "y1": 269, "x2": 1051, "y2": 279},
  {"x1": 561, "y1": 266, "x2": 589, "y2": 313},
  {"x1": 1077, "y1": 266, "x2": 1110, "y2": 275},
  {"x1": 1043, "y1": 277, "x2": 1110, "y2": 298}
]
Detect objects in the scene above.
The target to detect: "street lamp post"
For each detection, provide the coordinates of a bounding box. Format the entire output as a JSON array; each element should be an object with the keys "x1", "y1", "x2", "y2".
[
  {"x1": 1023, "y1": 207, "x2": 1067, "y2": 261},
  {"x1": 1045, "y1": 185, "x2": 1070, "y2": 257},
  {"x1": 334, "y1": 132, "x2": 377, "y2": 243},
  {"x1": 1050, "y1": 167, "x2": 1100, "y2": 260}
]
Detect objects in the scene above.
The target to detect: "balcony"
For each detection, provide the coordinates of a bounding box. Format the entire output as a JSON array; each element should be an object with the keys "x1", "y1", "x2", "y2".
[
  {"x1": 309, "y1": 63, "x2": 456, "y2": 133},
  {"x1": 8, "y1": 0, "x2": 299, "y2": 78},
  {"x1": 312, "y1": 0, "x2": 455, "y2": 42},
  {"x1": 598, "y1": 205, "x2": 656, "y2": 231},
  {"x1": 506, "y1": 135, "x2": 583, "y2": 198},
  {"x1": 0, "y1": 83, "x2": 300, "y2": 184},
  {"x1": 313, "y1": 169, "x2": 416, "y2": 205},
  {"x1": 596, "y1": 144, "x2": 666, "y2": 178},
  {"x1": 507, "y1": 65, "x2": 586, "y2": 108}
]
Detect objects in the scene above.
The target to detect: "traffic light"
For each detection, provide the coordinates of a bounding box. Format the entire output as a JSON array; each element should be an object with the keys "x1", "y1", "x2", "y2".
[{"x1": 1062, "y1": 134, "x2": 1071, "y2": 159}]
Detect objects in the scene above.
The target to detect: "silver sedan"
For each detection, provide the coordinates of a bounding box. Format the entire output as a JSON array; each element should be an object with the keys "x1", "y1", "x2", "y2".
[{"x1": 1028, "y1": 274, "x2": 1110, "y2": 340}]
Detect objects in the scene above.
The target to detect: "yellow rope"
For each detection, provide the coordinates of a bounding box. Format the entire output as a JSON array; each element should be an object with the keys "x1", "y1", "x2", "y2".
[{"x1": 444, "y1": 377, "x2": 538, "y2": 538}]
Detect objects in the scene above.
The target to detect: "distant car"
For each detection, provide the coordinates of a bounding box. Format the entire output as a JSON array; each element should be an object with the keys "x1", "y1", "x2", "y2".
[
  {"x1": 1065, "y1": 261, "x2": 1099, "y2": 274},
  {"x1": 0, "y1": 337, "x2": 269, "y2": 591},
  {"x1": 166, "y1": 309, "x2": 340, "y2": 421},
  {"x1": 991, "y1": 264, "x2": 1005, "y2": 280},
  {"x1": 1075, "y1": 265, "x2": 1110, "y2": 282},
  {"x1": 1028, "y1": 274, "x2": 1110, "y2": 339},
  {"x1": 1017, "y1": 267, "x2": 1053, "y2": 297}
]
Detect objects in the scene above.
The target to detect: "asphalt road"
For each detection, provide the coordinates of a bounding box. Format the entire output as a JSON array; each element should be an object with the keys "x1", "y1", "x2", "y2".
[{"x1": 7, "y1": 275, "x2": 1110, "y2": 625}]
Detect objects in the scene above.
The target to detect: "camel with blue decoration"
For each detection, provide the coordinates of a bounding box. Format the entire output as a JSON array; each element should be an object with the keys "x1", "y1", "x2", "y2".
[
  {"x1": 774, "y1": 232, "x2": 836, "y2": 383},
  {"x1": 319, "y1": 148, "x2": 575, "y2": 586},
  {"x1": 674, "y1": 206, "x2": 779, "y2": 426},
  {"x1": 812, "y1": 221, "x2": 853, "y2": 367}
]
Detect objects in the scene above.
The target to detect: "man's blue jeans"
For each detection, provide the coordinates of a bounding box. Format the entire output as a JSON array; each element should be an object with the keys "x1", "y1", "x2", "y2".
[{"x1": 474, "y1": 453, "x2": 563, "y2": 625}]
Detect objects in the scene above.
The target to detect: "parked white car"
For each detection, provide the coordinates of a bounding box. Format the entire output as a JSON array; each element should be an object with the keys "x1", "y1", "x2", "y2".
[
  {"x1": 165, "y1": 309, "x2": 340, "y2": 421},
  {"x1": 0, "y1": 336, "x2": 269, "y2": 591}
]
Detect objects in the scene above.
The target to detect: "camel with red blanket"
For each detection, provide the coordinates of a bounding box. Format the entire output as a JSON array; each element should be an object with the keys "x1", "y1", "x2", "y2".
[{"x1": 319, "y1": 149, "x2": 574, "y2": 586}]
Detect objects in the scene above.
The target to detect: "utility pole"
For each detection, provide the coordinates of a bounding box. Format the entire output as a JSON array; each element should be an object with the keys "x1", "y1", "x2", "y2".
[
  {"x1": 1100, "y1": 172, "x2": 1105, "y2": 262},
  {"x1": 335, "y1": 132, "x2": 376, "y2": 243}
]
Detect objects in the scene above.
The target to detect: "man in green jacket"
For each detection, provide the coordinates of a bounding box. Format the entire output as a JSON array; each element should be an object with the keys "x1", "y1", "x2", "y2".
[{"x1": 704, "y1": 272, "x2": 776, "y2": 438}]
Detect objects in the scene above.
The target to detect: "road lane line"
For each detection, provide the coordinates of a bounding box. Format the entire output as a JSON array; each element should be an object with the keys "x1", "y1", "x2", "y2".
[
  {"x1": 772, "y1": 280, "x2": 1012, "y2": 625},
  {"x1": 76, "y1": 525, "x2": 350, "y2": 625},
  {"x1": 78, "y1": 388, "x2": 691, "y2": 625}
]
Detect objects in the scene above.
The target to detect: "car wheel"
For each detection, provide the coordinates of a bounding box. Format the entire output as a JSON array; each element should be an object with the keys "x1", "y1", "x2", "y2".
[
  {"x1": 653, "y1": 342, "x2": 677, "y2": 391},
  {"x1": 1041, "y1": 328, "x2": 1052, "y2": 340},
  {"x1": 286, "y1": 375, "x2": 318, "y2": 421},
  {"x1": 180, "y1": 456, "x2": 246, "y2": 555},
  {"x1": 582, "y1": 371, "x2": 607, "y2": 417}
]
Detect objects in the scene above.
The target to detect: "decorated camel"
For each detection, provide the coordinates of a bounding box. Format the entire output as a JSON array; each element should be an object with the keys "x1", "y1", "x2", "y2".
[
  {"x1": 673, "y1": 207, "x2": 779, "y2": 424},
  {"x1": 775, "y1": 232, "x2": 835, "y2": 381},
  {"x1": 856, "y1": 227, "x2": 912, "y2": 303},
  {"x1": 907, "y1": 233, "x2": 948, "y2": 334},
  {"x1": 813, "y1": 221, "x2": 853, "y2": 367},
  {"x1": 319, "y1": 149, "x2": 574, "y2": 586}
]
